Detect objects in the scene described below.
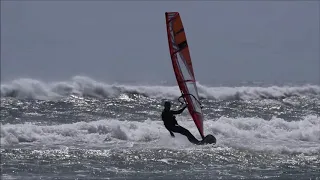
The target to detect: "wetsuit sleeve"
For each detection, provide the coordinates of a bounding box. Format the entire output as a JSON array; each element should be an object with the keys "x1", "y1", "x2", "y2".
[{"x1": 171, "y1": 105, "x2": 187, "y2": 115}]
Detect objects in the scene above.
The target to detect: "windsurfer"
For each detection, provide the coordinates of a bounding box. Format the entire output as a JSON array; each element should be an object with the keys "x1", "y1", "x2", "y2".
[{"x1": 161, "y1": 101, "x2": 200, "y2": 144}]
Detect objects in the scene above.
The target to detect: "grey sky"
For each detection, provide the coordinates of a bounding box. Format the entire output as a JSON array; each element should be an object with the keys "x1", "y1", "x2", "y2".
[{"x1": 1, "y1": 1, "x2": 319, "y2": 85}]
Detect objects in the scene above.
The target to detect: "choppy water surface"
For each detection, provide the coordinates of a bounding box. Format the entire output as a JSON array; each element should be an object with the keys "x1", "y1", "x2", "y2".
[{"x1": 1, "y1": 77, "x2": 320, "y2": 179}]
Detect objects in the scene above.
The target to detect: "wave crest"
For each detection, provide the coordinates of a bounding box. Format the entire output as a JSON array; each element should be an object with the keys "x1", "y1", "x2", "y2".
[{"x1": 1, "y1": 76, "x2": 319, "y2": 100}]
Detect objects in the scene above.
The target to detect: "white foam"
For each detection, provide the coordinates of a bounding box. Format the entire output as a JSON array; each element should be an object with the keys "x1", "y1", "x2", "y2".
[
  {"x1": 209, "y1": 115, "x2": 320, "y2": 154},
  {"x1": 1, "y1": 115, "x2": 319, "y2": 154}
]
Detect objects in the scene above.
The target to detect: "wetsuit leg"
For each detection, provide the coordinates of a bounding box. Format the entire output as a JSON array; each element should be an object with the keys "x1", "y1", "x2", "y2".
[{"x1": 170, "y1": 125, "x2": 200, "y2": 144}]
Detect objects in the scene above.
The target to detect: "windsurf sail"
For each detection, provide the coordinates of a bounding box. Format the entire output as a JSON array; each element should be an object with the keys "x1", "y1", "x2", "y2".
[{"x1": 165, "y1": 12, "x2": 205, "y2": 139}]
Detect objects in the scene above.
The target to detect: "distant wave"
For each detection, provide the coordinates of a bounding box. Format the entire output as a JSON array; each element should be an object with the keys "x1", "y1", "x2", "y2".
[{"x1": 1, "y1": 76, "x2": 319, "y2": 100}]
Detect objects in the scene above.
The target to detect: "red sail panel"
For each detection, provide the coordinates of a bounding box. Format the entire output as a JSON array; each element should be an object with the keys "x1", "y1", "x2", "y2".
[{"x1": 165, "y1": 12, "x2": 205, "y2": 139}]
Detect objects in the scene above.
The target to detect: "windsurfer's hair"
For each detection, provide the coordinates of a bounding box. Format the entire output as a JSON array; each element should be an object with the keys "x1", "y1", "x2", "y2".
[{"x1": 164, "y1": 101, "x2": 171, "y2": 107}]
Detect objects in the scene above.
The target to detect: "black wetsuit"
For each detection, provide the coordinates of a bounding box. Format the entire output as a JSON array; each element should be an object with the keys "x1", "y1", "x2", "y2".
[{"x1": 161, "y1": 106, "x2": 200, "y2": 144}]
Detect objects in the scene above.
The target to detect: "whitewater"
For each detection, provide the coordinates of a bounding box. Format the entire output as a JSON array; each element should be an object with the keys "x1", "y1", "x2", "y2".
[{"x1": 1, "y1": 76, "x2": 320, "y2": 180}]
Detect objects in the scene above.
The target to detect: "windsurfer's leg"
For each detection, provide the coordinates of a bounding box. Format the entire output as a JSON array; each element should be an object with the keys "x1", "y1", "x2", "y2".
[
  {"x1": 165, "y1": 125, "x2": 175, "y2": 137},
  {"x1": 171, "y1": 125, "x2": 200, "y2": 144}
]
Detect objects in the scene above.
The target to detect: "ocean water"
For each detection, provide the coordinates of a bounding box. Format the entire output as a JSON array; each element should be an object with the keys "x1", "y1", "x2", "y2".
[{"x1": 1, "y1": 76, "x2": 320, "y2": 180}]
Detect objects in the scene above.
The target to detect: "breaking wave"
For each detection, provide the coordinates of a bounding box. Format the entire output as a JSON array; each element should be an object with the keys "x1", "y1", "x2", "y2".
[
  {"x1": 1, "y1": 115, "x2": 319, "y2": 154},
  {"x1": 1, "y1": 76, "x2": 319, "y2": 100}
]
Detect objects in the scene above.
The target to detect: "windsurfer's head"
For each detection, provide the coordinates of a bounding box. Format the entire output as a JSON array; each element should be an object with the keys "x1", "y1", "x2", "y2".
[{"x1": 164, "y1": 101, "x2": 171, "y2": 110}]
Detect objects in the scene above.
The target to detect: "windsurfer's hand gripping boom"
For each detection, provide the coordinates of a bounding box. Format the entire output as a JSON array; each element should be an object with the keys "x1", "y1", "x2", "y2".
[{"x1": 178, "y1": 94, "x2": 203, "y2": 109}]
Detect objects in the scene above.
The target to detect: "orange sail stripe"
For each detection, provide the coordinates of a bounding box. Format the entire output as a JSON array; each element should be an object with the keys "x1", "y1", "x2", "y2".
[{"x1": 165, "y1": 12, "x2": 205, "y2": 139}]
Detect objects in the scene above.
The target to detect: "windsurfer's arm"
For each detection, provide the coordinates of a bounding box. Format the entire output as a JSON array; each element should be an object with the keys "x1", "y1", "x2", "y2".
[{"x1": 171, "y1": 105, "x2": 187, "y2": 114}]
